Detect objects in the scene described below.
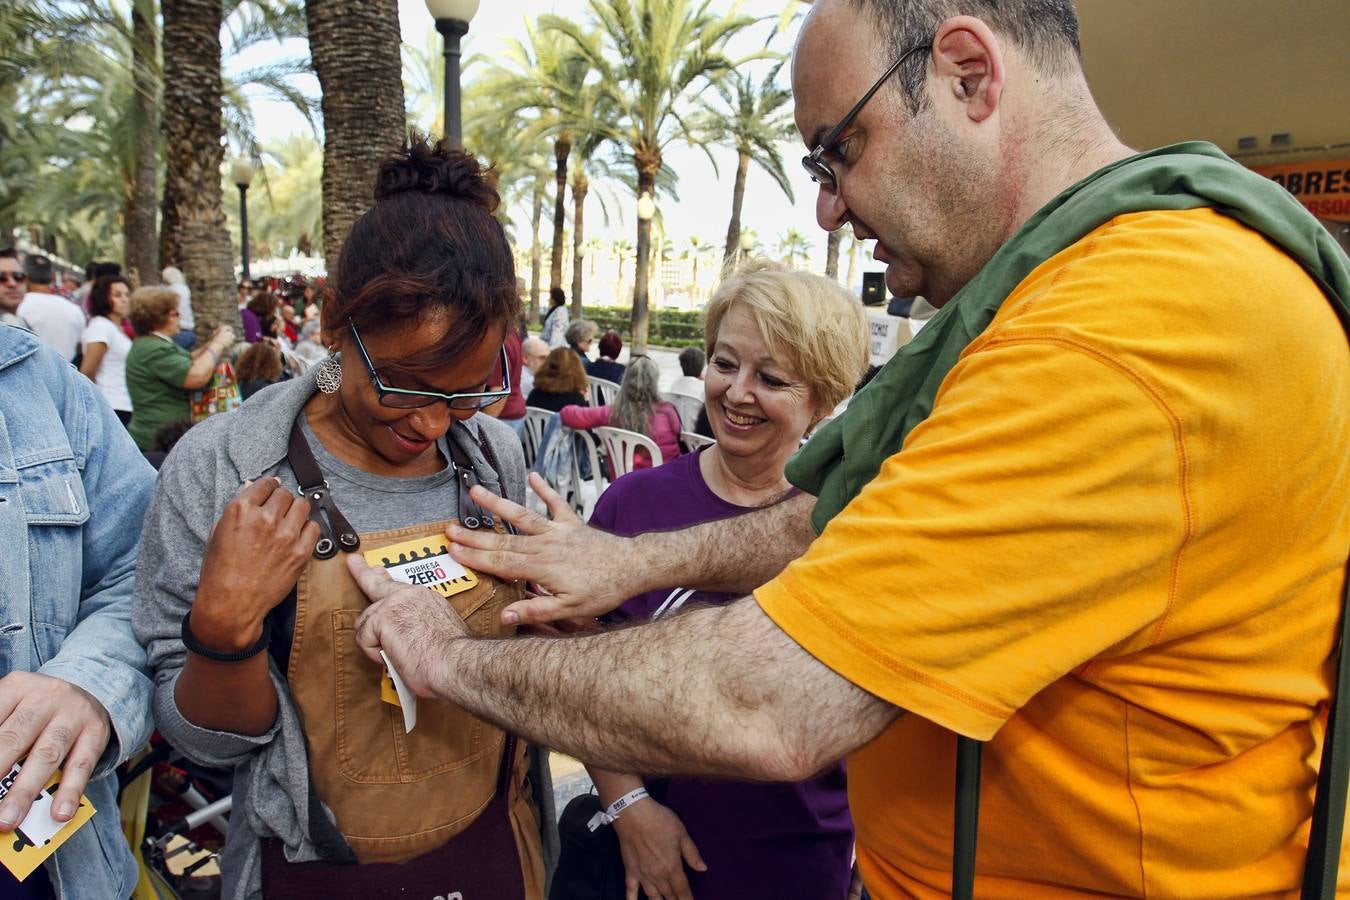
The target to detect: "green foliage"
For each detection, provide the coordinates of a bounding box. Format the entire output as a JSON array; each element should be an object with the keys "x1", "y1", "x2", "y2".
[{"x1": 583, "y1": 304, "x2": 706, "y2": 348}]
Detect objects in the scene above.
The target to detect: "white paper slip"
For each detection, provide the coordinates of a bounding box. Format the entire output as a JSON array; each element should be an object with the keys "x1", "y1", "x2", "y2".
[{"x1": 380, "y1": 650, "x2": 418, "y2": 733}]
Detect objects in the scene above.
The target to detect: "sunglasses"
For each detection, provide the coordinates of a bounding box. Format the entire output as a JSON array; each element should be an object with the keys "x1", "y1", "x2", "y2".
[
  {"x1": 0, "y1": 272, "x2": 27, "y2": 285},
  {"x1": 349, "y1": 322, "x2": 511, "y2": 411},
  {"x1": 802, "y1": 42, "x2": 931, "y2": 190}
]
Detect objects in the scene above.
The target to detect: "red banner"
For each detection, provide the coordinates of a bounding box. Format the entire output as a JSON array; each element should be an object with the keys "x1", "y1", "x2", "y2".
[{"x1": 1250, "y1": 158, "x2": 1350, "y2": 222}]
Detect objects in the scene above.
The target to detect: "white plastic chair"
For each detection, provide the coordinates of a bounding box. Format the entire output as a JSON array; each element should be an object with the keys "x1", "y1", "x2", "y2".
[
  {"x1": 594, "y1": 426, "x2": 663, "y2": 478},
  {"x1": 588, "y1": 376, "x2": 620, "y2": 408},
  {"x1": 680, "y1": 431, "x2": 715, "y2": 453},
  {"x1": 566, "y1": 427, "x2": 607, "y2": 520},
  {"x1": 521, "y1": 406, "x2": 552, "y2": 469},
  {"x1": 669, "y1": 392, "x2": 704, "y2": 432}
]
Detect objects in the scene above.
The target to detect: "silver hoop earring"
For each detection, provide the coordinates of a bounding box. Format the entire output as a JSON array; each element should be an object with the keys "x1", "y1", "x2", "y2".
[{"x1": 316, "y1": 353, "x2": 342, "y2": 394}]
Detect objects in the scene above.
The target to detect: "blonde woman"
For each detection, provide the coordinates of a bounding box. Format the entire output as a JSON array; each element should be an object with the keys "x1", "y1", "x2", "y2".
[{"x1": 585, "y1": 259, "x2": 868, "y2": 900}]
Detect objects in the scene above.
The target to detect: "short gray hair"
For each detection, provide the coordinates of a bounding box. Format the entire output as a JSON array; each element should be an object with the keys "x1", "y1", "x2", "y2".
[
  {"x1": 565, "y1": 319, "x2": 597, "y2": 345},
  {"x1": 845, "y1": 0, "x2": 1081, "y2": 111}
]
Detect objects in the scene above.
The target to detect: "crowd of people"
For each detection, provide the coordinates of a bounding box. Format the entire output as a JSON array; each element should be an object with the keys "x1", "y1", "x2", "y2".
[{"x1": 4, "y1": 0, "x2": 1350, "y2": 899}]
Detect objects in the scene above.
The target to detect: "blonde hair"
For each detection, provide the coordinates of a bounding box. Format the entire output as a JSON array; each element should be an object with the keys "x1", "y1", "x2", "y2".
[
  {"x1": 703, "y1": 259, "x2": 868, "y2": 413},
  {"x1": 129, "y1": 286, "x2": 182, "y2": 336}
]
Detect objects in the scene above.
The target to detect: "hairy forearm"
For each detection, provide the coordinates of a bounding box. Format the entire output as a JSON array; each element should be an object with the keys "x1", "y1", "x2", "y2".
[
  {"x1": 629, "y1": 491, "x2": 816, "y2": 597},
  {"x1": 430, "y1": 597, "x2": 893, "y2": 781}
]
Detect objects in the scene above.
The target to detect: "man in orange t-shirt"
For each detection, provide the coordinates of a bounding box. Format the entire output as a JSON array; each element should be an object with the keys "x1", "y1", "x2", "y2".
[{"x1": 345, "y1": 1, "x2": 1350, "y2": 897}]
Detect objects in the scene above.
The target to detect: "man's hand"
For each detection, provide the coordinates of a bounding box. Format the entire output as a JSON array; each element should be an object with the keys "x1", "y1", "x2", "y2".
[
  {"x1": 190, "y1": 478, "x2": 319, "y2": 651},
  {"x1": 0, "y1": 672, "x2": 111, "y2": 829},
  {"x1": 348, "y1": 555, "x2": 468, "y2": 698},
  {"x1": 446, "y1": 473, "x2": 640, "y2": 624},
  {"x1": 613, "y1": 799, "x2": 707, "y2": 900}
]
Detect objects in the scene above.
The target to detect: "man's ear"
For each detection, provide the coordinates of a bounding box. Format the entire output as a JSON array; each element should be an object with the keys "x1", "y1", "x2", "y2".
[{"x1": 931, "y1": 15, "x2": 1005, "y2": 123}]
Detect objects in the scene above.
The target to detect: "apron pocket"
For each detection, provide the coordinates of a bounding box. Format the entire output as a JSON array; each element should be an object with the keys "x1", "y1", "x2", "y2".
[{"x1": 330, "y1": 608, "x2": 495, "y2": 783}]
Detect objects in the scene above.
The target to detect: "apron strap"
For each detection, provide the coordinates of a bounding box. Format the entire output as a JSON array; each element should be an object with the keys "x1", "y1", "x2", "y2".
[{"x1": 287, "y1": 421, "x2": 360, "y2": 559}]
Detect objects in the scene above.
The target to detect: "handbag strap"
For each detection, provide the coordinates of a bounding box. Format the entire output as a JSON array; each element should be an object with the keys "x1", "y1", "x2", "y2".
[
  {"x1": 1300, "y1": 556, "x2": 1350, "y2": 899},
  {"x1": 950, "y1": 556, "x2": 1350, "y2": 898}
]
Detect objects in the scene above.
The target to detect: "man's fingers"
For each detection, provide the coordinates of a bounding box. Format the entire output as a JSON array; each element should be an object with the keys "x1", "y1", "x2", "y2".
[
  {"x1": 465, "y1": 484, "x2": 553, "y2": 536},
  {"x1": 626, "y1": 877, "x2": 640, "y2": 900},
  {"x1": 49, "y1": 727, "x2": 101, "y2": 822},
  {"x1": 0, "y1": 709, "x2": 64, "y2": 829},
  {"x1": 499, "y1": 593, "x2": 581, "y2": 627},
  {"x1": 528, "y1": 472, "x2": 579, "y2": 523},
  {"x1": 680, "y1": 834, "x2": 707, "y2": 872},
  {"x1": 345, "y1": 553, "x2": 401, "y2": 602},
  {"x1": 447, "y1": 539, "x2": 536, "y2": 588},
  {"x1": 353, "y1": 602, "x2": 386, "y2": 665}
]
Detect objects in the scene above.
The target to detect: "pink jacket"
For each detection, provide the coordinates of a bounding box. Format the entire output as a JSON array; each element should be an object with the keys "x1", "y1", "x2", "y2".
[{"x1": 560, "y1": 402, "x2": 683, "y2": 469}]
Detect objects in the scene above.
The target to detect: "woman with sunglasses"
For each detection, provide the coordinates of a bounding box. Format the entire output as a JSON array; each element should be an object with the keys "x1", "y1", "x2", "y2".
[{"x1": 133, "y1": 136, "x2": 554, "y2": 899}]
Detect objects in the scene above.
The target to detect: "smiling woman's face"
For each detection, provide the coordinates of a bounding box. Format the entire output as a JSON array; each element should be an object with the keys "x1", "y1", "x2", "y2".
[
  {"x1": 328, "y1": 312, "x2": 503, "y2": 469},
  {"x1": 704, "y1": 304, "x2": 825, "y2": 463}
]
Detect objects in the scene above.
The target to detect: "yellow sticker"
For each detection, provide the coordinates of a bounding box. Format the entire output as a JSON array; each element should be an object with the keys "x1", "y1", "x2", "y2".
[
  {"x1": 0, "y1": 763, "x2": 96, "y2": 881},
  {"x1": 366, "y1": 535, "x2": 478, "y2": 709},
  {"x1": 363, "y1": 536, "x2": 478, "y2": 599}
]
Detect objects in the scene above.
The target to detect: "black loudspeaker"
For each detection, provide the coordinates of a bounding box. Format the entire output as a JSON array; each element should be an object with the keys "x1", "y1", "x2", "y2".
[{"x1": 861, "y1": 271, "x2": 886, "y2": 305}]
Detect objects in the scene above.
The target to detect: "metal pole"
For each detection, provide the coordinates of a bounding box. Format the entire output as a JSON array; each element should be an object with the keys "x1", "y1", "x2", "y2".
[
  {"x1": 238, "y1": 183, "x2": 250, "y2": 282},
  {"x1": 436, "y1": 18, "x2": 470, "y2": 150}
]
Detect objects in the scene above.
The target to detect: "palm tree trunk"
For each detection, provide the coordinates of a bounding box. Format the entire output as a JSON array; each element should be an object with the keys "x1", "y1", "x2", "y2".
[
  {"x1": 722, "y1": 150, "x2": 750, "y2": 271},
  {"x1": 160, "y1": 0, "x2": 236, "y2": 334},
  {"x1": 846, "y1": 236, "x2": 859, "y2": 291},
  {"x1": 529, "y1": 181, "x2": 544, "y2": 321},
  {"x1": 122, "y1": 0, "x2": 159, "y2": 289},
  {"x1": 632, "y1": 161, "x2": 657, "y2": 355},
  {"x1": 551, "y1": 136, "x2": 571, "y2": 299},
  {"x1": 570, "y1": 174, "x2": 588, "y2": 314},
  {"x1": 305, "y1": 0, "x2": 406, "y2": 270},
  {"x1": 824, "y1": 229, "x2": 842, "y2": 280}
]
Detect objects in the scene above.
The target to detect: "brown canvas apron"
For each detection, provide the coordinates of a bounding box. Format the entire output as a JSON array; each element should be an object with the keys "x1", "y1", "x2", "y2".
[{"x1": 259, "y1": 423, "x2": 544, "y2": 897}]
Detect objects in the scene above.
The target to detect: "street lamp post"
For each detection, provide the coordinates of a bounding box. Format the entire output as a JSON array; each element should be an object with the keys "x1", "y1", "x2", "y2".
[
  {"x1": 231, "y1": 157, "x2": 256, "y2": 283},
  {"x1": 632, "y1": 191, "x2": 657, "y2": 357},
  {"x1": 426, "y1": 0, "x2": 480, "y2": 149}
]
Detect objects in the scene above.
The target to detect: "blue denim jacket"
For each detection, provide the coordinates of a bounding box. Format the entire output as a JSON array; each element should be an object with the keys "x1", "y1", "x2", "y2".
[{"x1": 0, "y1": 325, "x2": 155, "y2": 898}]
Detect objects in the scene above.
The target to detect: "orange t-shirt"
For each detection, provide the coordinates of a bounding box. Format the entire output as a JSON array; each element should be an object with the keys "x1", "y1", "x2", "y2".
[{"x1": 756, "y1": 209, "x2": 1350, "y2": 897}]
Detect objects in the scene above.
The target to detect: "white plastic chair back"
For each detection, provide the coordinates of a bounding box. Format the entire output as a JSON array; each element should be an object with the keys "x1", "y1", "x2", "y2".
[
  {"x1": 594, "y1": 426, "x2": 663, "y2": 478},
  {"x1": 521, "y1": 407, "x2": 552, "y2": 468},
  {"x1": 669, "y1": 392, "x2": 704, "y2": 431},
  {"x1": 588, "y1": 376, "x2": 620, "y2": 408},
  {"x1": 567, "y1": 427, "x2": 606, "y2": 519},
  {"x1": 680, "y1": 431, "x2": 715, "y2": 453}
]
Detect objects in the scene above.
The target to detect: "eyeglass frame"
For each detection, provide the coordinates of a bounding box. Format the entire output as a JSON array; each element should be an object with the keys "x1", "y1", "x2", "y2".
[
  {"x1": 348, "y1": 321, "x2": 511, "y2": 411},
  {"x1": 0, "y1": 271, "x2": 28, "y2": 285},
  {"x1": 801, "y1": 42, "x2": 932, "y2": 190}
]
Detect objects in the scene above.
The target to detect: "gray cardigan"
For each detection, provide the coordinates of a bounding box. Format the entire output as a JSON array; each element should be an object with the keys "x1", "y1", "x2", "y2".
[{"x1": 132, "y1": 369, "x2": 558, "y2": 899}]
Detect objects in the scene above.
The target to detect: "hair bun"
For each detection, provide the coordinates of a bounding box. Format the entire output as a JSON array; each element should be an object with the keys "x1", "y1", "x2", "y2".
[{"x1": 374, "y1": 132, "x2": 500, "y2": 214}]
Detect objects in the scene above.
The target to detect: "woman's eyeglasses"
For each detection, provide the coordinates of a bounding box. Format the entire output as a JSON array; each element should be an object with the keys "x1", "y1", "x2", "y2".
[{"x1": 349, "y1": 322, "x2": 511, "y2": 411}]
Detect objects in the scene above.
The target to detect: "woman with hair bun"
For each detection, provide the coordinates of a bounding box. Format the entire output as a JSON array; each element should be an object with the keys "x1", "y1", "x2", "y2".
[{"x1": 134, "y1": 134, "x2": 554, "y2": 898}]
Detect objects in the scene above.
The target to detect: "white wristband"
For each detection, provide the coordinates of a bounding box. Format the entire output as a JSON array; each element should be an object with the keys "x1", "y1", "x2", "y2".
[{"x1": 586, "y1": 787, "x2": 649, "y2": 832}]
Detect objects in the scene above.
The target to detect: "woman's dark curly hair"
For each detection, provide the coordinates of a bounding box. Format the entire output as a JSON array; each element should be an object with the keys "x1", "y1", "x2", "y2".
[
  {"x1": 89, "y1": 275, "x2": 129, "y2": 319},
  {"x1": 325, "y1": 132, "x2": 519, "y2": 375}
]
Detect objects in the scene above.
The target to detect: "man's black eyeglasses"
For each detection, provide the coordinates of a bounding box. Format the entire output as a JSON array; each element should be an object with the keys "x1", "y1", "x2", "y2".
[
  {"x1": 349, "y1": 322, "x2": 510, "y2": 411},
  {"x1": 0, "y1": 272, "x2": 27, "y2": 285},
  {"x1": 802, "y1": 42, "x2": 931, "y2": 190}
]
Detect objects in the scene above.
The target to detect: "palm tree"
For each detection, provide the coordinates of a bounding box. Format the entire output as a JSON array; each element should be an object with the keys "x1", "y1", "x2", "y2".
[
  {"x1": 777, "y1": 228, "x2": 812, "y2": 267},
  {"x1": 544, "y1": 0, "x2": 761, "y2": 354},
  {"x1": 160, "y1": 0, "x2": 238, "y2": 333},
  {"x1": 824, "y1": 229, "x2": 842, "y2": 280},
  {"x1": 685, "y1": 235, "x2": 714, "y2": 292},
  {"x1": 305, "y1": 0, "x2": 405, "y2": 269},
  {"x1": 697, "y1": 62, "x2": 796, "y2": 272},
  {"x1": 845, "y1": 230, "x2": 863, "y2": 292},
  {"x1": 612, "y1": 238, "x2": 634, "y2": 286}
]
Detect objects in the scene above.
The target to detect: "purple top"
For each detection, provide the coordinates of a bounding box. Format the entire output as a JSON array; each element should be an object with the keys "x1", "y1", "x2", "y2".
[
  {"x1": 591, "y1": 448, "x2": 854, "y2": 900},
  {"x1": 240, "y1": 306, "x2": 262, "y2": 343}
]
